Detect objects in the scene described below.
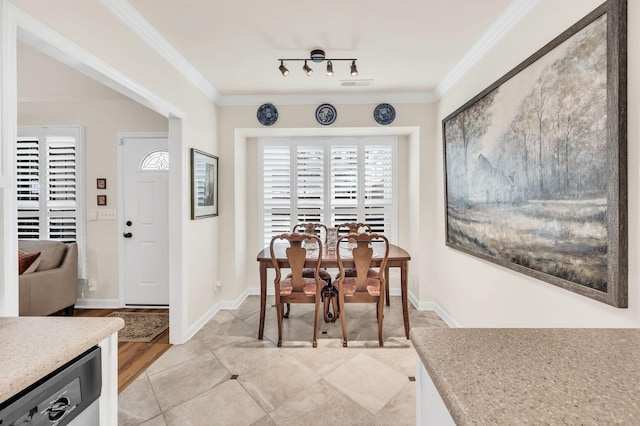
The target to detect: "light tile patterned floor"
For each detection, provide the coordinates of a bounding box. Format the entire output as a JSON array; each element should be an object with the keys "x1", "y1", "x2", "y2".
[{"x1": 118, "y1": 295, "x2": 448, "y2": 425}]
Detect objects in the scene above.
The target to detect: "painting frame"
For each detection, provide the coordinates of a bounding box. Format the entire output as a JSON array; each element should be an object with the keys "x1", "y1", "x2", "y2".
[
  {"x1": 442, "y1": 0, "x2": 627, "y2": 307},
  {"x1": 190, "y1": 148, "x2": 219, "y2": 219}
]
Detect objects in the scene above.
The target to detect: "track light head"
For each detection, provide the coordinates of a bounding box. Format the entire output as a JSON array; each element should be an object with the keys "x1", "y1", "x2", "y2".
[
  {"x1": 303, "y1": 60, "x2": 313, "y2": 76},
  {"x1": 326, "y1": 60, "x2": 333, "y2": 76},
  {"x1": 279, "y1": 60, "x2": 289, "y2": 76},
  {"x1": 350, "y1": 60, "x2": 358, "y2": 77}
]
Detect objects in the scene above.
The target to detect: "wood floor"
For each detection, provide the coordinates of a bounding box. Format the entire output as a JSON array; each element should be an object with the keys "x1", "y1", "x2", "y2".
[{"x1": 74, "y1": 307, "x2": 171, "y2": 393}]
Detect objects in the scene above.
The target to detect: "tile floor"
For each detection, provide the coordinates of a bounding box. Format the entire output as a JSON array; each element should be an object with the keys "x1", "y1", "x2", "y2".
[{"x1": 118, "y1": 295, "x2": 448, "y2": 425}]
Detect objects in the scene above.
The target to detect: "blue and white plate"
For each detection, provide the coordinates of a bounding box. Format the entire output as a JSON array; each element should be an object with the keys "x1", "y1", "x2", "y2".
[
  {"x1": 315, "y1": 103, "x2": 337, "y2": 125},
  {"x1": 257, "y1": 103, "x2": 278, "y2": 126},
  {"x1": 373, "y1": 103, "x2": 396, "y2": 125}
]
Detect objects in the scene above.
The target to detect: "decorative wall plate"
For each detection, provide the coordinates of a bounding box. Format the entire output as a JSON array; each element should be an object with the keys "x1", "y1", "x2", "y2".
[
  {"x1": 257, "y1": 103, "x2": 278, "y2": 126},
  {"x1": 315, "y1": 103, "x2": 337, "y2": 125},
  {"x1": 373, "y1": 103, "x2": 396, "y2": 125}
]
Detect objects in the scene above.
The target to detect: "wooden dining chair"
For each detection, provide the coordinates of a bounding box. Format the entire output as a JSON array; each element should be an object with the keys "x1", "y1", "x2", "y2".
[
  {"x1": 335, "y1": 222, "x2": 390, "y2": 306},
  {"x1": 270, "y1": 233, "x2": 325, "y2": 348},
  {"x1": 335, "y1": 232, "x2": 390, "y2": 347},
  {"x1": 337, "y1": 222, "x2": 372, "y2": 236},
  {"x1": 291, "y1": 222, "x2": 335, "y2": 321}
]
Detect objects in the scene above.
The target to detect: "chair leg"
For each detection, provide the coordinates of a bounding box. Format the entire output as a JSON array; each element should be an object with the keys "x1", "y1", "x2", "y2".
[
  {"x1": 276, "y1": 302, "x2": 283, "y2": 347},
  {"x1": 339, "y1": 293, "x2": 347, "y2": 347},
  {"x1": 313, "y1": 297, "x2": 320, "y2": 348},
  {"x1": 284, "y1": 303, "x2": 290, "y2": 319},
  {"x1": 385, "y1": 266, "x2": 390, "y2": 307},
  {"x1": 64, "y1": 305, "x2": 75, "y2": 316},
  {"x1": 377, "y1": 300, "x2": 384, "y2": 347}
]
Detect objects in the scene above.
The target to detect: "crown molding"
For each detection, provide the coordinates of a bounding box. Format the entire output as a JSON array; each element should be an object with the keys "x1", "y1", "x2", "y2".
[
  {"x1": 217, "y1": 91, "x2": 437, "y2": 106},
  {"x1": 11, "y1": 3, "x2": 185, "y2": 118},
  {"x1": 100, "y1": 0, "x2": 220, "y2": 103},
  {"x1": 101, "y1": 0, "x2": 537, "y2": 107},
  {"x1": 433, "y1": 0, "x2": 540, "y2": 100}
]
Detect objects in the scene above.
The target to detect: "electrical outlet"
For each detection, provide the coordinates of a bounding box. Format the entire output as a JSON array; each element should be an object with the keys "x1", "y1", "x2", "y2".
[
  {"x1": 98, "y1": 209, "x2": 117, "y2": 220},
  {"x1": 216, "y1": 280, "x2": 222, "y2": 289},
  {"x1": 88, "y1": 278, "x2": 97, "y2": 292}
]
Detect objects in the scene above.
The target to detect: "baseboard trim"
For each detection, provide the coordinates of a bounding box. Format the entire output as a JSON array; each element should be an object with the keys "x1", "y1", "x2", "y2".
[
  {"x1": 75, "y1": 298, "x2": 121, "y2": 309},
  {"x1": 247, "y1": 287, "x2": 459, "y2": 328},
  {"x1": 184, "y1": 288, "x2": 252, "y2": 342}
]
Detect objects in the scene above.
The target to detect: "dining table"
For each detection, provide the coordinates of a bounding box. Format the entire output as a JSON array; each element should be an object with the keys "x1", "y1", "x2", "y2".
[{"x1": 256, "y1": 241, "x2": 412, "y2": 340}]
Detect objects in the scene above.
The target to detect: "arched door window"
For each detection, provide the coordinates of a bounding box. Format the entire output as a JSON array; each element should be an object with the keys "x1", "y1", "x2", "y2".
[{"x1": 139, "y1": 150, "x2": 169, "y2": 171}]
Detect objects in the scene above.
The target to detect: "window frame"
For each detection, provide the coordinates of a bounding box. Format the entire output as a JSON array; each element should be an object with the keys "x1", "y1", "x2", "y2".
[{"x1": 259, "y1": 136, "x2": 397, "y2": 247}]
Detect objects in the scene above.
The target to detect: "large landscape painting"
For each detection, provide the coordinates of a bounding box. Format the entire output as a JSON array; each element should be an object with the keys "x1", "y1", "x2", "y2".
[{"x1": 443, "y1": 0, "x2": 627, "y2": 307}]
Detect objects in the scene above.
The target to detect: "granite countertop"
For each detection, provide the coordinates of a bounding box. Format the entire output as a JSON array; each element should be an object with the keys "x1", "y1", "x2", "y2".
[
  {"x1": 0, "y1": 316, "x2": 124, "y2": 403},
  {"x1": 411, "y1": 328, "x2": 640, "y2": 425}
]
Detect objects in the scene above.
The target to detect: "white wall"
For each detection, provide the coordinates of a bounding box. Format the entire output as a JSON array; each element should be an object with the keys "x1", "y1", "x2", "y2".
[
  {"x1": 18, "y1": 99, "x2": 167, "y2": 301},
  {"x1": 434, "y1": 0, "x2": 640, "y2": 327},
  {"x1": 4, "y1": 0, "x2": 219, "y2": 339},
  {"x1": 217, "y1": 103, "x2": 435, "y2": 302}
]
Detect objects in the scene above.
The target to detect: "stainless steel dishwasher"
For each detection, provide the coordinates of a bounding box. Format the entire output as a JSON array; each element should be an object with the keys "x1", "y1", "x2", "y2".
[{"x1": 0, "y1": 346, "x2": 101, "y2": 425}]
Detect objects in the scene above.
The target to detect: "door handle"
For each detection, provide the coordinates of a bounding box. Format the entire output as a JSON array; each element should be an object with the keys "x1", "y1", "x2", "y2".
[{"x1": 123, "y1": 232, "x2": 133, "y2": 238}]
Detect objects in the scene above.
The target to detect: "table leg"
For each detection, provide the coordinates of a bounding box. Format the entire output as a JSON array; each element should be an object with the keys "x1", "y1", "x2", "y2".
[
  {"x1": 259, "y1": 261, "x2": 267, "y2": 340},
  {"x1": 401, "y1": 260, "x2": 410, "y2": 339}
]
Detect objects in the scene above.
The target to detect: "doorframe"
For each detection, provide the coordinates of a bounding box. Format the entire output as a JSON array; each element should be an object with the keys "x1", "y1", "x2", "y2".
[
  {"x1": 0, "y1": 2, "x2": 189, "y2": 344},
  {"x1": 117, "y1": 132, "x2": 169, "y2": 308}
]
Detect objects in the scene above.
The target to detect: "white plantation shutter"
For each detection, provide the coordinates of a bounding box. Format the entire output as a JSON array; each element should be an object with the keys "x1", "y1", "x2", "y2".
[
  {"x1": 47, "y1": 137, "x2": 78, "y2": 240},
  {"x1": 330, "y1": 144, "x2": 359, "y2": 226},
  {"x1": 262, "y1": 145, "x2": 291, "y2": 243},
  {"x1": 17, "y1": 126, "x2": 85, "y2": 276},
  {"x1": 363, "y1": 144, "x2": 393, "y2": 234},
  {"x1": 16, "y1": 136, "x2": 41, "y2": 239},
  {"x1": 296, "y1": 145, "x2": 325, "y2": 224},
  {"x1": 260, "y1": 137, "x2": 396, "y2": 246}
]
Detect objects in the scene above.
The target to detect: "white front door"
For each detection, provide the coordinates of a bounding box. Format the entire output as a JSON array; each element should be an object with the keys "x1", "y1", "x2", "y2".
[{"x1": 122, "y1": 137, "x2": 169, "y2": 305}]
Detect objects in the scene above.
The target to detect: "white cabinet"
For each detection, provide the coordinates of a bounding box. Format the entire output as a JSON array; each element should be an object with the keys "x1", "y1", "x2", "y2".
[{"x1": 415, "y1": 355, "x2": 455, "y2": 426}]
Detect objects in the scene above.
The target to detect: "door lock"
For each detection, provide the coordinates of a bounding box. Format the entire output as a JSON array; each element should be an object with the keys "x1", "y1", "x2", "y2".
[{"x1": 123, "y1": 232, "x2": 133, "y2": 238}]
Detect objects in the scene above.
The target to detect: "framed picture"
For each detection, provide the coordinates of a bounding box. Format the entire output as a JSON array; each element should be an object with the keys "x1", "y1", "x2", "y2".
[
  {"x1": 97, "y1": 178, "x2": 107, "y2": 189},
  {"x1": 191, "y1": 148, "x2": 219, "y2": 219},
  {"x1": 97, "y1": 195, "x2": 107, "y2": 206},
  {"x1": 442, "y1": 0, "x2": 627, "y2": 307}
]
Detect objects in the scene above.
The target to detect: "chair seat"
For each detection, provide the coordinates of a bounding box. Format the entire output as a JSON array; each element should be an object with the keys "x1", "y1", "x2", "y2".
[
  {"x1": 342, "y1": 277, "x2": 381, "y2": 297},
  {"x1": 279, "y1": 278, "x2": 318, "y2": 296}
]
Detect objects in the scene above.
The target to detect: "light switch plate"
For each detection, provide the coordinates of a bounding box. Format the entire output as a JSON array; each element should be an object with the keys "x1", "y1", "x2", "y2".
[{"x1": 98, "y1": 209, "x2": 117, "y2": 220}]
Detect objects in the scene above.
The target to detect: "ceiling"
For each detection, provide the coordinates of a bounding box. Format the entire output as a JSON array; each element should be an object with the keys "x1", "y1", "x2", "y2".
[{"x1": 121, "y1": 0, "x2": 515, "y2": 100}]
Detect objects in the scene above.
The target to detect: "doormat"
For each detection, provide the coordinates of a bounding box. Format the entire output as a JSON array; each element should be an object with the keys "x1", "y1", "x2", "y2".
[{"x1": 107, "y1": 312, "x2": 169, "y2": 342}]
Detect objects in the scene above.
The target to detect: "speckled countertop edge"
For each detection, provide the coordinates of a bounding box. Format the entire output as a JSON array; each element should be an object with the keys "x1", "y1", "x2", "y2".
[
  {"x1": 411, "y1": 328, "x2": 640, "y2": 425},
  {"x1": 0, "y1": 316, "x2": 124, "y2": 403}
]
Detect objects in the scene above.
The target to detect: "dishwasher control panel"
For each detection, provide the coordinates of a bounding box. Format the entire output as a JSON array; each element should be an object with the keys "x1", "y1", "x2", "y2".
[{"x1": 0, "y1": 346, "x2": 101, "y2": 426}]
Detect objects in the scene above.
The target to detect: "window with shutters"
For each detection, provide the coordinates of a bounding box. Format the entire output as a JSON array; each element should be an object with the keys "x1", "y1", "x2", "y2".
[
  {"x1": 17, "y1": 126, "x2": 86, "y2": 274},
  {"x1": 259, "y1": 136, "x2": 396, "y2": 247}
]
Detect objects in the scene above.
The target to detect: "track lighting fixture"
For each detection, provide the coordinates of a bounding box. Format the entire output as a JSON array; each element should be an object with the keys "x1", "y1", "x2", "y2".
[
  {"x1": 350, "y1": 60, "x2": 358, "y2": 77},
  {"x1": 279, "y1": 60, "x2": 289, "y2": 76},
  {"x1": 302, "y1": 60, "x2": 313, "y2": 76},
  {"x1": 278, "y1": 49, "x2": 358, "y2": 77}
]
